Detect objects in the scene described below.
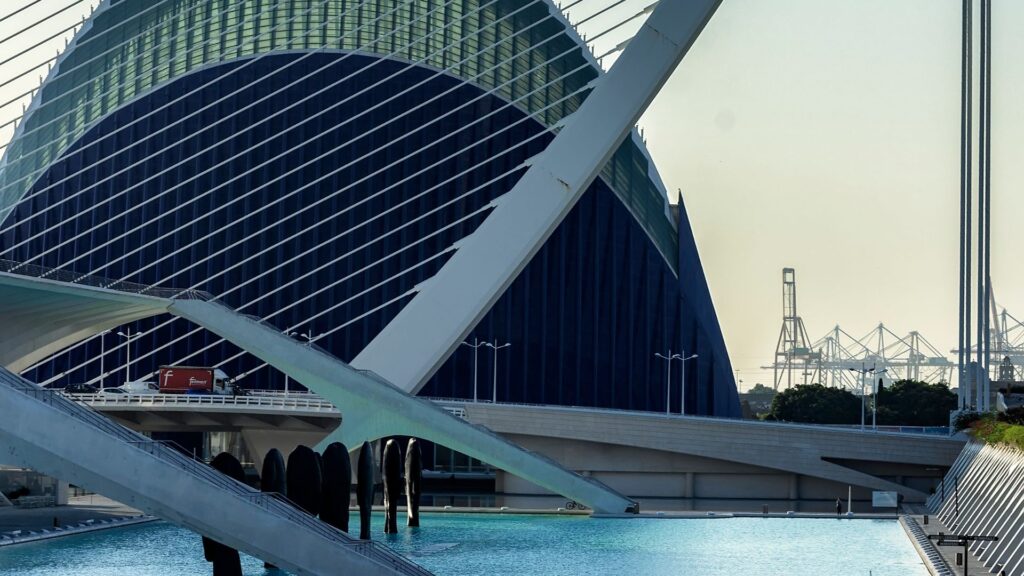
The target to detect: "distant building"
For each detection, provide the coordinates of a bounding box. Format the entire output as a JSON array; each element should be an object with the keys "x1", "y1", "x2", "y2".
[{"x1": 1, "y1": 0, "x2": 738, "y2": 417}]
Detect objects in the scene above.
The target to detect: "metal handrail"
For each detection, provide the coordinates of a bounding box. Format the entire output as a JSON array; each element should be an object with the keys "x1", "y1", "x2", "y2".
[
  {"x1": 0, "y1": 370, "x2": 431, "y2": 575},
  {"x1": 187, "y1": 304, "x2": 638, "y2": 512},
  {"x1": 67, "y1": 392, "x2": 339, "y2": 412},
  {"x1": 423, "y1": 397, "x2": 962, "y2": 439},
  {"x1": 0, "y1": 258, "x2": 212, "y2": 300}
]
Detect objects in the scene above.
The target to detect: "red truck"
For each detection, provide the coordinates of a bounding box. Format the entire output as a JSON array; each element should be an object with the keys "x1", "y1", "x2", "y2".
[{"x1": 159, "y1": 366, "x2": 223, "y2": 394}]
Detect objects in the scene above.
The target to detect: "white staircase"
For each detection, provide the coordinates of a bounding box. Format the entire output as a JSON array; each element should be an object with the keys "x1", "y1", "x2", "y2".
[{"x1": 0, "y1": 366, "x2": 432, "y2": 576}]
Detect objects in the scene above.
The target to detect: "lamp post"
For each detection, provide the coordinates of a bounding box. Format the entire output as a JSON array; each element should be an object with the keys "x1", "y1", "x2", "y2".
[
  {"x1": 294, "y1": 330, "x2": 321, "y2": 393},
  {"x1": 847, "y1": 364, "x2": 878, "y2": 431},
  {"x1": 98, "y1": 330, "x2": 110, "y2": 390},
  {"x1": 116, "y1": 328, "x2": 138, "y2": 386},
  {"x1": 461, "y1": 338, "x2": 488, "y2": 402},
  {"x1": 285, "y1": 331, "x2": 300, "y2": 393},
  {"x1": 680, "y1": 353, "x2": 698, "y2": 415},
  {"x1": 483, "y1": 341, "x2": 510, "y2": 403},
  {"x1": 872, "y1": 368, "x2": 888, "y2": 431},
  {"x1": 655, "y1": 350, "x2": 680, "y2": 414}
]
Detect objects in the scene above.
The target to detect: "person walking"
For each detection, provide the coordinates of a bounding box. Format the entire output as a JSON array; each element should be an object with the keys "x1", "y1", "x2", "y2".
[{"x1": 835, "y1": 497, "x2": 843, "y2": 517}]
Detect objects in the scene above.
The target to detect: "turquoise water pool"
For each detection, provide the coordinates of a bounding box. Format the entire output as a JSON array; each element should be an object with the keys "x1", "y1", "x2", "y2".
[{"x1": 0, "y1": 513, "x2": 928, "y2": 575}]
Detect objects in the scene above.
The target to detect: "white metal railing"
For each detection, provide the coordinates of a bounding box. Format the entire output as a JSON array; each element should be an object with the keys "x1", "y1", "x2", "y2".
[
  {"x1": 421, "y1": 397, "x2": 960, "y2": 439},
  {"x1": 0, "y1": 369, "x2": 430, "y2": 576},
  {"x1": 66, "y1": 392, "x2": 339, "y2": 414}
]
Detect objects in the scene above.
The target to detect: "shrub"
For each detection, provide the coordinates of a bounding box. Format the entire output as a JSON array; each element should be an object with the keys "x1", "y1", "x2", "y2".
[
  {"x1": 954, "y1": 410, "x2": 984, "y2": 431},
  {"x1": 997, "y1": 406, "x2": 1024, "y2": 426}
]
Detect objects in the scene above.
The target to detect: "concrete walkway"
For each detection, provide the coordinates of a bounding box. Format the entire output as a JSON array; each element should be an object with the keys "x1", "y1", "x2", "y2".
[
  {"x1": 906, "y1": 513, "x2": 993, "y2": 576},
  {"x1": 0, "y1": 495, "x2": 140, "y2": 532}
]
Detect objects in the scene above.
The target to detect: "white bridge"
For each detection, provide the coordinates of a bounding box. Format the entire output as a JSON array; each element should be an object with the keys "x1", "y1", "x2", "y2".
[{"x1": 65, "y1": 389, "x2": 966, "y2": 510}]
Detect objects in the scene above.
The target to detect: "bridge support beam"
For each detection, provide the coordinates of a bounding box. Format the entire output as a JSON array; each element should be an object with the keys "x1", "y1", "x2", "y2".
[
  {"x1": 0, "y1": 367, "x2": 420, "y2": 576},
  {"x1": 169, "y1": 299, "x2": 637, "y2": 514},
  {"x1": 351, "y1": 0, "x2": 723, "y2": 394}
]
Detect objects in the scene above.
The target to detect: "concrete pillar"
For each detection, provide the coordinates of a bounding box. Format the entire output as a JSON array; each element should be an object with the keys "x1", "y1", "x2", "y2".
[
  {"x1": 55, "y1": 480, "x2": 69, "y2": 506},
  {"x1": 683, "y1": 472, "x2": 694, "y2": 499}
]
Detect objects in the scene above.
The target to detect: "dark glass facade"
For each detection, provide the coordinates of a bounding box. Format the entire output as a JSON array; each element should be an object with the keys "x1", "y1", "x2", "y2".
[{"x1": 0, "y1": 1, "x2": 740, "y2": 417}]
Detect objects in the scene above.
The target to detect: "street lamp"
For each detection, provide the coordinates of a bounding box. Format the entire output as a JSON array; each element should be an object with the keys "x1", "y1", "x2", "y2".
[
  {"x1": 483, "y1": 341, "x2": 510, "y2": 403},
  {"x1": 283, "y1": 330, "x2": 321, "y2": 394},
  {"x1": 655, "y1": 350, "x2": 696, "y2": 415},
  {"x1": 872, "y1": 368, "x2": 888, "y2": 430},
  {"x1": 98, "y1": 330, "x2": 111, "y2": 390},
  {"x1": 116, "y1": 328, "x2": 139, "y2": 386},
  {"x1": 461, "y1": 338, "x2": 488, "y2": 402},
  {"x1": 847, "y1": 364, "x2": 879, "y2": 431},
  {"x1": 680, "y1": 353, "x2": 698, "y2": 415},
  {"x1": 655, "y1": 351, "x2": 681, "y2": 414},
  {"x1": 284, "y1": 331, "x2": 301, "y2": 393}
]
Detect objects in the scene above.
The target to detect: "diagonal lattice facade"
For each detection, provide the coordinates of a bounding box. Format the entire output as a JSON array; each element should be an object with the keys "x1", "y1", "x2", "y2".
[{"x1": 0, "y1": 0, "x2": 739, "y2": 416}]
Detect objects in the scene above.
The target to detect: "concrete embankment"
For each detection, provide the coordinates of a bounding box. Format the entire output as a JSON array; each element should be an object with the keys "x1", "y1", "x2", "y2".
[
  {"x1": 0, "y1": 494, "x2": 155, "y2": 547},
  {"x1": 927, "y1": 441, "x2": 1024, "y2": 576}
]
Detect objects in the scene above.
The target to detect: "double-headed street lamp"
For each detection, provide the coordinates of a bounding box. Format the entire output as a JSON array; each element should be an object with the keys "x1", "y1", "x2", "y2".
[
  {"x1": 655, "y1": 349, "x2": 698, "y2": 415},
  {"x1": 283, "y1": 329, "x2": 321, "y2": 393},
  {"x1": 116, "y1": 328, "x2": 140, "y2": 386},
  {"x1": 460, "y1": 338, "x2": 488, "y2": 402},
  {"x1": 98, "y1": 330, "x2": 111, "y2": 390},
  {"x1": 847, "y1": 364, "x2": 888, "y2": 430},
  {"x1": 484, "y1": 341, "x2": 511, "y2": 403}
]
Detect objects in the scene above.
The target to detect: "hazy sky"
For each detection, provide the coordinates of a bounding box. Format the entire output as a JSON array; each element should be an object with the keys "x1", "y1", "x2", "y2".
[
  {"x1": 637, "y1": 0, "x2": 1024, "y2": 390},
  {"x1": 2, "y1": 1, "x2": 1021, "y2": 391}
]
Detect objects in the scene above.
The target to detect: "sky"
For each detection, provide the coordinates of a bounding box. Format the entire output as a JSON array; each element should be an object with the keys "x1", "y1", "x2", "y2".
[
  {"x1": 636, "y1": 0, "x2": 1024, "y2": 390},
  {"x1": 1, "y1": 1, "x2": 1022, "y2": 391}
]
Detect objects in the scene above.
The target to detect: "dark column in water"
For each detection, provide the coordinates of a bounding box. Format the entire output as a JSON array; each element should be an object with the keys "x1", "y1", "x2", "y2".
[
  {"x1": 261, "y1": 448, "x2": 286, "y2": 495},
  {"x1": 382, "y1": 439, "x2": 401, "y2": 534},
  {"x1": 405, "y1": 438, "x2": 422, "y2": 527},
  {"x1": 260, "y1": 449, "x2": 287, "y2": 569},
  {"x1": 356, "y1": 441, "x2": 375, "y2": 540},
  {"x1": 286, "y1": 445, "x2": 322, "y2": 516},
  {"x1": 204, "y1": 452, "x2": 244, "y2": 576},
  {"x1": 320, "y1": 442, "x2": 352, "y2": 532}
]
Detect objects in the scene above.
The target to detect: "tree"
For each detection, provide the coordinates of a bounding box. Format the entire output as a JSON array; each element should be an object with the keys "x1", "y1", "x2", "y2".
[
  {"x1": 874, "y1": 380, "x2": 957, "y2": 426},
  {"x1": 766, "y1": 384, "x2": 860, "y2": 424}
]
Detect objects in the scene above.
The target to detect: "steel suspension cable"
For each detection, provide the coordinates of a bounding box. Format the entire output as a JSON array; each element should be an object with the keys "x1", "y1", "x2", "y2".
[
  {"x1": 0, "y1": 0, "x2": 90, "y2": 47},
  {"x1": 0, "y1": 0, "x2": 344, "y2": 169},
  {"x1": 0, "y1": 0, "x2": 45, "y2": 24},
  {"x1": 24, "y1": 5, "x2": 626, "y2": 381},
  {"x1": 64, "y1": 16, "x2": 576, "y2": 281},
  {"x1": 0, "y1": 0, "x2": 217, "y2": 109},
  {"x1": 1, "y1": 0, "x2": 513, "y2": 237},
  {"x1": 7, "y1": 0, "x2": 547, "y2": 264},
  {"x1": 45, "y1": 81, "x2": 589, "y2": 383}
]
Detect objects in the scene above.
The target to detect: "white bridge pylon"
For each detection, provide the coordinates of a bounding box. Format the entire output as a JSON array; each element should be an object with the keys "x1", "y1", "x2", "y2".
[
  {"x1": 351, "y1": 0, "x2": 724, "y2": 395},
  {"x1": 0, "y1": 269, "x2": 635, "y2": 513},
  {"x1": 169, "y1": 298, "x2": 637, "y2": 514}
]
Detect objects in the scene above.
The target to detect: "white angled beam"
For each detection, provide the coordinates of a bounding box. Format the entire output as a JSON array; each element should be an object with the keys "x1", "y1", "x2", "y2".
[
  {"x1": 0, "y1": 367, "x2": 418, "y2": 576},
  {"x1": 351, "y1": 0, "x2": 723, "y2": 393},
  {"x1": 168, "y1": 298, "x2": 637, "y2": 514}
]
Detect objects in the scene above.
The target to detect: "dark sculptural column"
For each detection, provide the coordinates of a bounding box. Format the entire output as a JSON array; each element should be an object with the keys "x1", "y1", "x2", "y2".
[
  {"x1": 204, "y1": 452, "x2": 244, "y2": 576},
  {"x1": 382, "y1": 439, "x2": 401, "y2": 534},
  {"x1": 405, "y1": 438, "x2": 422, "y2": 527},
  {"x1": 356, "y1": 441, "x2": 375, "y2": 540},
  {"x1": 320, "y1": 442, "x2": 352, "y2": 532},
  {"x1": 286, "y1": 445, "x2": 322, "y2": 516},
  {"x1": 260, "y1": 448, "x2": 287, "y2": 569}
]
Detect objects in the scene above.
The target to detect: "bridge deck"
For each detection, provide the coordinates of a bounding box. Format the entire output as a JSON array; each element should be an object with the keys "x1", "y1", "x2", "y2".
[{"x1": 0, "y1": 366, "x2": 430, "y2": 576}]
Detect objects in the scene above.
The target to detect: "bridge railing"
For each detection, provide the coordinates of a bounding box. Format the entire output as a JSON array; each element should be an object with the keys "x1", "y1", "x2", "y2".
[
  {"x1": 67, "y1": 392, "x2": 339, "y2": 413},
  {"x1": 0, "y1": 258, "x2": 212, "y2": 300},
  {"x1": 0, "y1": 370, "x2": 430, "y2": 576},
  {"x1": 422, "y1": 397, "x2": 958, "y2": 438}
]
